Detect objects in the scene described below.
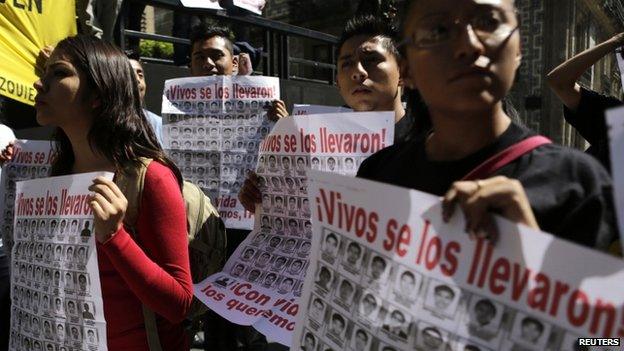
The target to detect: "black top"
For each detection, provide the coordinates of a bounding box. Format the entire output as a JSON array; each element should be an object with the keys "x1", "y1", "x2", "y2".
[
  {"x1": 357, "y1": 122, "x2": 617, "y2": 250},
  {"x1": 563, "y1": 87, "x2": 622, "y2": 172},
  {"x1": 394, "y1": 112, "x2": 414, "y2": 144}
]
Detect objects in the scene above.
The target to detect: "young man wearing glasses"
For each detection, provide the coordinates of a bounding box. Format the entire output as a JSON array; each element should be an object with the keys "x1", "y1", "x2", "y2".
[
  {"x1": 358, "y1": 0, "x2": 617, "y2": 249},
  {"x1": 547, "y1": 33, "x2": 624, "y2": 172}
]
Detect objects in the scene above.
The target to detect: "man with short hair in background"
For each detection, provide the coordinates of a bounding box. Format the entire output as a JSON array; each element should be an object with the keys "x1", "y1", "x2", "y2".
[
  {"x1": 239, "y1": 14, "x2": 413, "y2": 212},
  {"x1": 188, "y1": 24, "x2": 286, "y2": 351},
  {"x1": 125, "y1": 50, "x2": 164, "y2": 145}
]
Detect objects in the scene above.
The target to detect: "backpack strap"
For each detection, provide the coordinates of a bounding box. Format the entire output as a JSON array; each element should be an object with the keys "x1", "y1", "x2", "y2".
[
  {"x1": 116, "y1": 157, "x2": 152, "y2": 232},
  {"x1": 462, "y1": 136, "x2": 552, "y2": 181},
  {"x1": 114, "y1": 158, "x2": 163, "y2": 351},
  {"x1": 141, "y1": 308, "x2": 163, "y2": 351}
]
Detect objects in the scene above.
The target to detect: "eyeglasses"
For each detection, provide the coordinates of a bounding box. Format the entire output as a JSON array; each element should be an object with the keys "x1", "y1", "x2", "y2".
[{"x1": 402, "y1": 7, "x2": 519, "y2": 49}]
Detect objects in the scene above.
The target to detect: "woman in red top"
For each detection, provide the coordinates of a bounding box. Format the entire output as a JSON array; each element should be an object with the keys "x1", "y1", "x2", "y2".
[{"x1": 33, "y1": 35, "x2": 193, "y2": 350}]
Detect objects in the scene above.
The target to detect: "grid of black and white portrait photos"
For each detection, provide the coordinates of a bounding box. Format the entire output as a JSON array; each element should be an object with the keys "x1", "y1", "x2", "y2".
[
  {"x1": 299, "y1": 227, "x2": 566, "y2": 351},
  {"x1": 164, "y1": 99, "x2": 274, "y2": 205},
  {"x1": 2, "y1": 160, "x2": 51, "y2": 256},
  {"x1": 307, "y1": 155, "x2": 367, "y2": 176},
  {"x1": 9, "y1": 216, "x2": 100, "y2": 351},
  {"x1": 226, "y1": 153, "x2": 314, "y2": 296}
]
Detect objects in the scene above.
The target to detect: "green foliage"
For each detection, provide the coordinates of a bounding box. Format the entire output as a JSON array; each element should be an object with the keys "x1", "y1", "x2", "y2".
[{"x1": 139, "y1": 40, "x2": 174, "y2": 60}]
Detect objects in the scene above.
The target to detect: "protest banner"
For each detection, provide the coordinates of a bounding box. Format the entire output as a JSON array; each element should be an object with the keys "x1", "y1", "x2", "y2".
[
  {"x1": 162, "y1": 75, "x2": 280, "y2": 230},
  {"x1": 194, "y1": 112, "x2": 394, "y2": 346},
  {"x1": 9, "y1": 172, "x2": 112, "y2": 351},
  {"x1": 292, "y1": 170, "x2": 624, "y2": 351},
  {"x1": 292, "y1": 105, "x2": 352, "y2": 116},
  {"x1": 1, "y1": 140, "x2": 56, "y2": 258},
  {"x1": 0, "y1": 1, "x2": 76, "y2": 105},
  {"x1": 180, "y1": 0, "x2": 223, "y2": 10},
  {"x1": 233, "y1": 0, "x2": 265, "y2": 14},
  {"x1": 607, "y1": 106, "x2": 624, "y2": 255}
]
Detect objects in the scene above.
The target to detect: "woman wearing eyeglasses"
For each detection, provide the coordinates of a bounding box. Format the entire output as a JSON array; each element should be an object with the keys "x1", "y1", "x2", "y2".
[{"x1": 358, "y1": 0, "x2": 618, "y2": 249}]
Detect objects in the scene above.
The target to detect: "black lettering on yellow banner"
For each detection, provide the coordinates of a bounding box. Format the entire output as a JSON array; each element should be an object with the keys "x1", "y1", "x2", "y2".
[
  {"x1": 0, "y1": 0, "x2": 43, "y2": 15},
  {"x1": 0, "y1": 76, "x2": 36, "y2": 102}
]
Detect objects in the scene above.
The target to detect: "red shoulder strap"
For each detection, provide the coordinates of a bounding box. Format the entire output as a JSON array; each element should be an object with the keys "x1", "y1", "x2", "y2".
[{"x1": 462, "y1": 136, "x2": 552, "y2": 181}]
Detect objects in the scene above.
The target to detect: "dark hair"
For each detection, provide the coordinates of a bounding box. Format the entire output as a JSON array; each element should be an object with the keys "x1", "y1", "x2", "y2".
[
  {"x1": 391, "y1": 309, "x2": 405, "y2": 320},
  {"x1": 401, "y1": 270, "x2": 415, "y2": 279},
  {"x1": 474, "y1": 299, "x2": 496, "y2": 314},
  {"x1": 332, "y1": 313, "x2": 345, "y2": 324},
  {"x1": 347, "y1": 242, "x2": 362, "y2": 253},
  {"x1": 338, "y1": 14, "x2": 400, "y2": 59},
  {"x1": 304, "y1": 332, "x2": 315, "y2": 344},
  {"x1": 190, "y1": 24, "x2": 234, "y2": 54},
  {"x1": 434, "y1": 284, "x2": 455, "y2": 297},
  {"x1": 372, "y1": 256, "x2": 386, "y2": 266},
  {"x1": 521, "y1": 316, "x2": 544, "y2": 333},
  {"x1": 124, "y1": 49, "x2": 141, "y2": 62},
  {"x1": 49, "y1": 36, "x2": 181, "y2": 185}
]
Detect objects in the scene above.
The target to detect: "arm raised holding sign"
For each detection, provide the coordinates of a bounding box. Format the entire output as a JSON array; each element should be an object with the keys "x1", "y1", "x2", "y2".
[
  {"x1": 546, "y1": 32, "x2": 624, "y2": 171},
  {"x1": 547, "y1": 33, "x2": 624, "y2": 111}
]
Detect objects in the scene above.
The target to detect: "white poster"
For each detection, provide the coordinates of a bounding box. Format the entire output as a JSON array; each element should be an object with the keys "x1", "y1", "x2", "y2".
[
  {"x1": 179, "y1": 0, "x2": 223, "y2": 10},
  {"x1": 162, "y1": 75, "x2": 280, "y2": 230},
  {"x1": 607, "y1": 105, "x2": 624, "y2": 254},
  {"x1": 194, "y1": 112, "x2": 394, "y2": 346},
  {"x1": 616, "y1": 48, "x2": 624, "y2": 88},
  {"x1": 292, "y1": 104, "x2": 352, "y2": 116},
  {"x1": 9, "y1": 172, "x2": 112, "y2": 351},
  {"x1": 1, "y1": 140, "x2": 56, "y2": 258},
  {"x1": 233, "y1": 0, "x2": 265, "y2": 14},
  {"x1": 292, "y1": 170, "x2": 624, "y2": 351}
]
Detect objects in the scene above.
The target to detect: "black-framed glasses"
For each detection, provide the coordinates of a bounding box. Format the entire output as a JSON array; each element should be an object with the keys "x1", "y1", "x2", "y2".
[{"x1": 401, "y1": 7, "x2": 519, "y2": 49}]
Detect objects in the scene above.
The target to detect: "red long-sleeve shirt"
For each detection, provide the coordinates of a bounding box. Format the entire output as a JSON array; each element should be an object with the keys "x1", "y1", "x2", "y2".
[{"x1": 97, "y1": 161, "x2": 192, "y2": 350}]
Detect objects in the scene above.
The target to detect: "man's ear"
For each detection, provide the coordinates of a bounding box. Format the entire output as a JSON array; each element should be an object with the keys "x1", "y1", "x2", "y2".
[
  {"x1": 515, "y1": 53, "x2": 523, "y2": 70},
  {"x1": 515, "y1": 36, "x2": 523, "y2": 69},
  {"x1": 232, "y1": 54, "x2": 239, "y2": 70}
]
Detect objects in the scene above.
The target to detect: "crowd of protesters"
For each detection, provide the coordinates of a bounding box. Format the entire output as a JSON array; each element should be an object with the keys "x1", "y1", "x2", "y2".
[{"x1": 1, "y1": 0, "x2": 623, "y2": 350}]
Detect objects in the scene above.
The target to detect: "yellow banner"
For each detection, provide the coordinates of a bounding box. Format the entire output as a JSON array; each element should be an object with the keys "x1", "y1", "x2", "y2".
[{"x1": 0, "y1": 1, "x2": 77, "y2": 105}]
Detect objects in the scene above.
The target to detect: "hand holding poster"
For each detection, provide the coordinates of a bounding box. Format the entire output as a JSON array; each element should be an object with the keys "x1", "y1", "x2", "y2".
[
  {"x1": 9, "y1": 172, "x2": 112, "y2": 351},
  {"x1": 293, "y1": 170, "x2": 624, "y2": 351},
  {"x1": 0, "y1": 1, "x2": 77, "y2": 105},
  {"x1": 162, "y1": 75, "x2": 280, "y2": 230},
  {"x1": 194, "y1": 112, "x2": 394, "y2": 346}
]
